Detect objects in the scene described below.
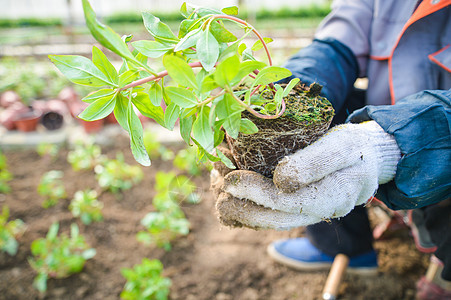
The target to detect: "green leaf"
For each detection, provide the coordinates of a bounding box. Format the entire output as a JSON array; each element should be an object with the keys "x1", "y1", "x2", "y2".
[
  {"x1": 148, "y1": 82, "x2": 163, "y2": 106},
  {"x1": 240, "y1": 118, "x2": 258, "y2": 134},
  {"x1": 114, "y1": 93, "x2": 130, "y2": 131},
  {"x1": 174, "y1": 28, "x2": 201, "y2": 52},
  {"x1": 33, "y1": 273, "x2": 48, "y2": 292},
  {"x1": 192, "y1": 106, "x2": 214, "y2": 152},
  {"x1": 78, "y1": 91, "x2": 117, "y2": 121},
  {"x1": 47, "y1": 222, "x2": 59, "y2": 240},
  {"x1": 242, "y1": 48, "x2": 256, "y2": 61},
  {"x1": 238, "y1": 43, "x2": 247, "y2": 55},
  {"x1": 164, "y1": 103, "x2": 180, "y2": 130},
  {"x1": 216, "y1": 148, "x2": 236, "y2": 169},
  {"x1": 118, "y1": 70, "x2": 138, "y2": 87},
  {"x1": 210, "y1": 21, "x2": 237, "y2": 43},
  {"x1": 253, "y1": 66, "x2": 292, "y2": 87},
  {"x1": 92, "y1": 46, "x2": 118, "y2": 84},
  {"x1": 49, "y1": 55, "x2": 115, "y2": 87},
  {"x1": 216, "y1": 94, "x2": 243, "y2": 139},
  {"x1": 165, "y1": 87, "x2": 198, "y2": 108},
  {"x1": 251, "y1": 37, "x2": 274, "y2": 51},
  {"x1": 230, "y1": 61, "x2": 266, "y2": 86},
  {"x1": 180, "y1": 113, "x2": 194, "y2": 145},
  {"x1": 163, "y1": 55, "x2": 198, "y2": 89},
  {"x1": 214, "y1": 55, "x2": 240, "y2": 87},
  {"x1": 82, "y1": 89, "x2": 115, "y2": 103},
  {"x1": 127, "y1": 98, "x2": 150, "y2": 166},
  {"x1": 82, "y1": 0, "x2": 136, "y2": 62},
  {"x1": 195, "y1": 7, "x2": 223, "y2": 17},
  {"x1": 222, "y1": 6, "x2": 239, "y2": 15},
  {"x1": 283, "y1": 78, "x2": 300, "y2": 97},
  {"x1": 180, "y1": 2, "x2": 196, "y2": 18},
  {"x1": 132, "y1": 40, "x2": 173, "y2": 58},
  {"x1": 142, "y1": 12, "x2": 179, "y2": 44},
  {"x1": 178, "y1": 19, "x2": 201, "y2": 38},
  {"x1": 196, "y1": 29, "x2": 219, "y2": 72},
  {"x1": 132, "y1": 92, "x2": 165, "y2": 127},
  {"x1": 200, "y1": 74, "x2": 219, "y2": 94}
]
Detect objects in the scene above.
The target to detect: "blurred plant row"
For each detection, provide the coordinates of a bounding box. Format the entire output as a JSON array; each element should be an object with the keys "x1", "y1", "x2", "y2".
[
  {"x1": 0, "y1": 131, "x2": 211, "y2": 298},
  {"x1": 0, "y1": 4, "x2": 331, "y2": 29}
]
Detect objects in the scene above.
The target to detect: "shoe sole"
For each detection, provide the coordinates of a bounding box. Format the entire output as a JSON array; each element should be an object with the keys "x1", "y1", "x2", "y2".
[{"x1": 267, "y1": 244, "x2": 378, "y2": 276}]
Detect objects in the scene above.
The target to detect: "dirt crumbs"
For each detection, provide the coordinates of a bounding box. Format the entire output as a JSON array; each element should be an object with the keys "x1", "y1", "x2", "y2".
[{"x1": 0, "y1": 139, "x2": 428, "y2": 300}]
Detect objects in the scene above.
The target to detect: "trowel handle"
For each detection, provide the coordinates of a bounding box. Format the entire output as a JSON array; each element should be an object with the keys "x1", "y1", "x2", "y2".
[{"x1": 322, "y1": 254, "x2": 350, "y2": 300}]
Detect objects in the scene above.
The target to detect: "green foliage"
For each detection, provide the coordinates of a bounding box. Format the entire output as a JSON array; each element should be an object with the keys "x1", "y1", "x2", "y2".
[
  {"x1": 173, "y1": 146, "x2": 211, "y2": 176},
  {"x1": 120, "y1": 258, "x2": 171, "y2": 300},
  {"x1": 95, "y1": 153, "x2": 143, "y2": 194},
  {"x1": 36, "y1": 143, "x2": 60, "y2": 159},
  {"x1": 69, "y1": 190, "x2": 103, "y2": 225},
  {"x1": 28, "y1": 223, "x2": 96, "y2": 292},
  {"x1": 137, "y1": 171, "x2": 198, "y2": 250},
  {"x1": 37, "y1": 170, "x2": 67, "y2": 208},
  {"x1": 0, "y1": 150, "x2": 12, "y2": 194},
  {"x1": 50, "y1": 1, "x2": 299, "y2": 167},
  {"x1": 67, "y1": 140, "x2": 105, "y2": 171},
  {"x1": 0, "y1": 205, "x2": 26, "y2": 256},
  {"x1": 0, "y1": 17, "x2": 62, "y2": 28}
]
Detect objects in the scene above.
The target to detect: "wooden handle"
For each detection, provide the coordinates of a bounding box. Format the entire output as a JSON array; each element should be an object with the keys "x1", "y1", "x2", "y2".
[{"x1": 322, "y1": 254, "x2": 350, "y2": 300}]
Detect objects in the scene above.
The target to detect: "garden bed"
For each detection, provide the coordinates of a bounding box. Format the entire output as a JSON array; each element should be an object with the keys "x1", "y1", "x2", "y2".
[{"x1": 0, "y1": 134, "x2": 428, "y2": 299}]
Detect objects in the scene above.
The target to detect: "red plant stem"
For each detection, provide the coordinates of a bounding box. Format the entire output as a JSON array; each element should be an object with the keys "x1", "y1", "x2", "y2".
[
  {"x1": 119, "y1": 62, "x2": 205, "y2": 91},
  {"x1": 209, "y1": 15, "x2": 272, "y2": 66}
]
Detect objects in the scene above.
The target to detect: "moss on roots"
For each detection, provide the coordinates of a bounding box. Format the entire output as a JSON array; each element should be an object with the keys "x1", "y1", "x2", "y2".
[{"x1": 227, "y1": 82, "x2": 334, "y2": 177}]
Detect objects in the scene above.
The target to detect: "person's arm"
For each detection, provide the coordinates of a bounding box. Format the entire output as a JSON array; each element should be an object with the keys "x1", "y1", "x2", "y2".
[
  {"x1": 282, "y1": 38, "x2": 359, "y2": 113},
  {"x1": 348, "y1": 89, "x2": 451, "y2": 210}
]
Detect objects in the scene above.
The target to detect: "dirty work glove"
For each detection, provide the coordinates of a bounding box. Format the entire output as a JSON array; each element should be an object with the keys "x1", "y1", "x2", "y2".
[{"x1": 216, "y1": 121, "x2": 402, "y2": 230}]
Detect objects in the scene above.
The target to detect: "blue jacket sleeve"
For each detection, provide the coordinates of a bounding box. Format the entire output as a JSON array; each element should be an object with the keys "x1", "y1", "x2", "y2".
[
  {"x1": 347, "y1": 89, "x2": 451, "y2": 210},
  {"x1": 282, "y1": 38, "x2": 359, "y2": 113}
]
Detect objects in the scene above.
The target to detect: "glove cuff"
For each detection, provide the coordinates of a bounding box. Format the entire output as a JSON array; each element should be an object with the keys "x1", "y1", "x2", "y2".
[{"x1": 361, "y1": 121, "x2": 401, "y2": 184}]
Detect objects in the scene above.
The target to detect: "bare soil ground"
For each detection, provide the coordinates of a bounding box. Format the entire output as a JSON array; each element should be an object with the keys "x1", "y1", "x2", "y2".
[{"x1": 0, "y1": 134, "x2": 429, "y2": 300}]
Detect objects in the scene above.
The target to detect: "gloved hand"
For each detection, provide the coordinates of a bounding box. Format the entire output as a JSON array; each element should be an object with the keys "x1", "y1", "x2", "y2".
[{"x1": 213, "y1": 121, "x2": 402, "y2": 230}]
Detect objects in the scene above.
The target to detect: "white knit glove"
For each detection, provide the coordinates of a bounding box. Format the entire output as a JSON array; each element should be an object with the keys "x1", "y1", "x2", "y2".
[{"x1": 216, "y1": 121, "x2": 402, "y2": 230}]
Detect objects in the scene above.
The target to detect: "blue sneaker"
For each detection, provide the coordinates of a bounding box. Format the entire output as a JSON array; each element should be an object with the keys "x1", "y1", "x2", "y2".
[{"x1": 267, "y1": 237, "x2": 378, "y2": 275}]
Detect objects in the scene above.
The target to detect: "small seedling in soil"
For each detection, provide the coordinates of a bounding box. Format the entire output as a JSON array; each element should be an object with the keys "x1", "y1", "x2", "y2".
[
  {"x1": 143, "y1": 130, "x2": 174, "y2": 161},
  {"x1": 36, "y1": 142, "x2": 60, "y2": 160},
  {"x1": 67, "y1": 139, "x2": 105, "y2": 171},
  {"x1": 69, "y1": 190, "x2": 103, "y2": 225},
  {"x1": 94, "y1": 153, "x2": 144, "y2": 194},
  {"x1": 49, "y1": 0, "x2": 333, "y2": 172},
  {"x1": 136, "y1": 171, "x2": 196, "y2": 250},
  {"x1": 173, "y1": 146, "x2": 212, "y2": 176},
  {"x1": 0, "y1": 205, "x2": 26, "y2": 256},
  {"x1": 136, "y1": 209, "x2": 190, "y2": 251},
  {"x1": 28, "y1": 222, "x2": 96, "y2": 292},
  {"x1": 154, "y1": 171, "x2": 200, "y2": 204},
  {"x1": 37, "y1": 170, "x2": 67, "y2": 208},
  {"x1": 0, "y1": 150, "x2": 12, "y2": 194},
  {"x1": 120, "y1": 258, "x2": 171, "y2": 300}
]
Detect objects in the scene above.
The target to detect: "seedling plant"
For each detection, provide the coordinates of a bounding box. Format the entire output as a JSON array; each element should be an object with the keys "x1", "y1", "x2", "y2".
[
  {"x1": 95, "y1": 153, "x2": 143, "y2": 194},
  {"x1": 120, "y1": 258, "x2": 171, "y2": 300},
  {"x1": 69, "y1": 190, "x2": 104, "y2": 225},
  {"x1": 173, "y1": 146, "x2": 212, "y2": 176},
  {"x1": 37, "y1": 170, "x2": 67, "y2": 208},
  {"x1": 36, "y1": 143, "x2": 60, "y2": 160},
  {"x1": 0, "y1": 150, "x2": 12, "y2": 194},
  {"x1": 49, "y1": 0, "x2": 300, "y2": 168},
  {"x1": 137, "y1": 171, "x2": 197, "y2": 250},
  {"x1": 67, "y1": 139, "x2": 105, "y2": 171},
  {"x1": 0, "y1": 205, "x2": 26, "y2": 256},
  {"x1": 28, "y1": 223, "x2": 96, "y2": 292}
]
